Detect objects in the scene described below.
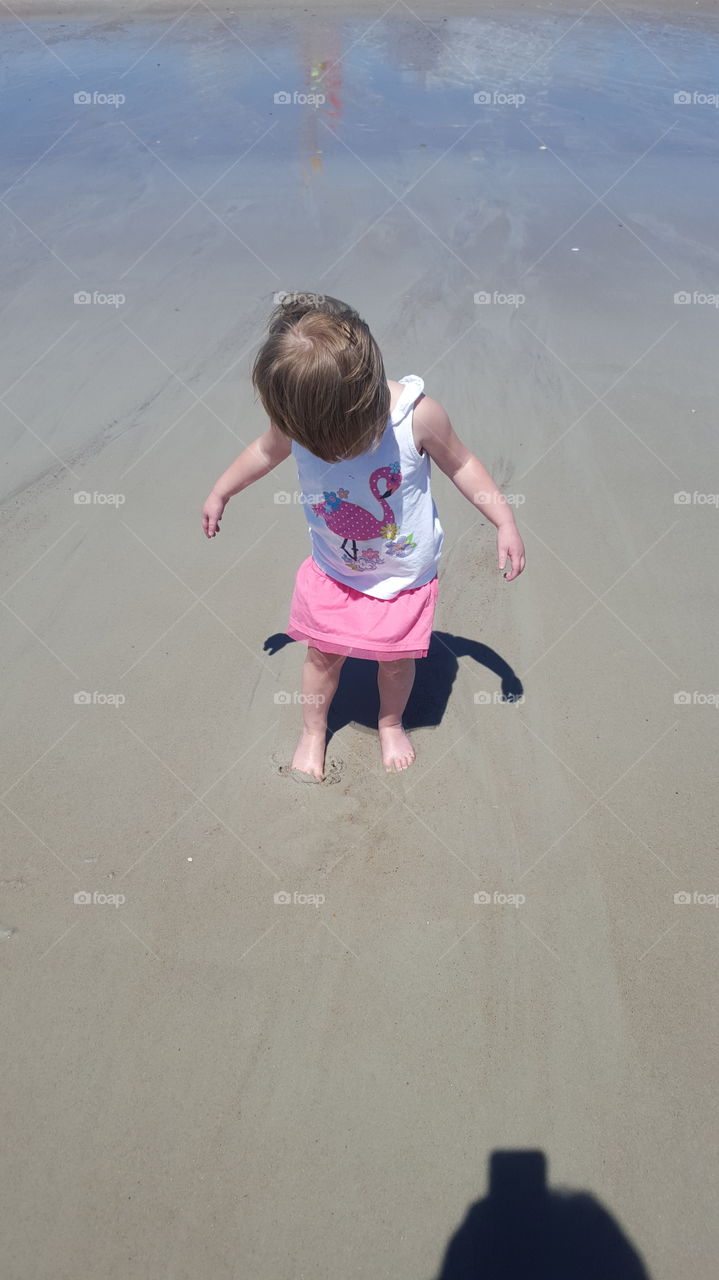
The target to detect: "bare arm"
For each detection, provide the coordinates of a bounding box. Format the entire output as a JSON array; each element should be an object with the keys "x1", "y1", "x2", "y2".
[
  {"x1": 413, "y1": 395, "x2": 526, "y2": 580},
  {"x1": 202, "y1": 422, "x2": 292, "y2": 537}
]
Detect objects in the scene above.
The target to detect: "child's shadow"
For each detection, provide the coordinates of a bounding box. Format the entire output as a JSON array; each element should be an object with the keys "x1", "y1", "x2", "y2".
[{"x1": 263, "y1": 631, "x2": 523, "y2": 734}]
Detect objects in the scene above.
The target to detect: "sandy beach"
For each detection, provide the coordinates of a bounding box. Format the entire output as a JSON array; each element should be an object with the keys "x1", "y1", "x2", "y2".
[{"x1": 1, "y1": 2, "x2": 718, "y2": 1277}]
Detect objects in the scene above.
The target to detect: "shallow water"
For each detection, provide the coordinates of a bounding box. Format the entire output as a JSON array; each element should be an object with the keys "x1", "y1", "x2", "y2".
[
  {"x1": 2, "y1": 7, "x2": 718, "y2": 722},
  {"x1": 1, "y1": 6, "x2": 717, "y2": 501}
]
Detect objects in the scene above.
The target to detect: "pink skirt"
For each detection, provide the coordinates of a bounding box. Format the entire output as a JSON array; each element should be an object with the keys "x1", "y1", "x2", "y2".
[{"x1": 287, "y1": 556, "x2": 439, "y2": 661}]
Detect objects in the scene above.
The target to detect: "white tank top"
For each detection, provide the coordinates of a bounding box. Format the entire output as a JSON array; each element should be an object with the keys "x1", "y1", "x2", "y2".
[{"x1": 291, "y1": 375, "x2": 444, "y2": 600}]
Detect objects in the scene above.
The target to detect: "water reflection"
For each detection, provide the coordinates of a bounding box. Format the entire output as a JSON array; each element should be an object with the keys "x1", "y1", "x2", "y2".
[
  {"x1": 298, "y1": 23, "x2": 344, "y2": 178},
  {"x1": 2, "y1": 8, "x2": 715, "y2": 176}
]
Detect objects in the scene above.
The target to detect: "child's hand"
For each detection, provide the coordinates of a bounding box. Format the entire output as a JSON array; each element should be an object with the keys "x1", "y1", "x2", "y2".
[
  {"x1": 498, "y1": 523, "x2": 526, "y2": 581},
  {"x1": 202, "y1": 490, "x2": 227, "y2": 538}
]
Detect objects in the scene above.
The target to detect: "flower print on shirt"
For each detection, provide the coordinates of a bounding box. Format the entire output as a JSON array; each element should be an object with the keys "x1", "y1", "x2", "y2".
[{"x1": 385, "y1": 533, "x2": 416, "y2": 558}]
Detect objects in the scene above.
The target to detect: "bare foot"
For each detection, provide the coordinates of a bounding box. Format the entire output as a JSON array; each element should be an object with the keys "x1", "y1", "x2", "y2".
[
  {"x1": 291, "y1": 728, "x2": 328, "y2": 782},
  {"x1": 378, "y1": 722, "x2": 415, "y2": 773}
]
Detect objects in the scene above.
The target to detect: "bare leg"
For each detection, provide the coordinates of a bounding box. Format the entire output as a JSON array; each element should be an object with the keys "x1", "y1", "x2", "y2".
[
  {"x1": 290, "y1": 646, "x2": 346, "y2": 781},
  {"x1": 377, "y1": 657, "x2": 416, "y2": 772}
]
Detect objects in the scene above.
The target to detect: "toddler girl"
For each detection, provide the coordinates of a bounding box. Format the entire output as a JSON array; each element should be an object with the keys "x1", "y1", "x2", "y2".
[{"x1": 202, "y1": 294, "x2": 525, "y2": 781}]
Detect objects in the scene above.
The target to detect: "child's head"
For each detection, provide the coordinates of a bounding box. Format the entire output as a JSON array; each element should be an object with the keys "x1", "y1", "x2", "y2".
[{"x1": 252, "y1": 293, "x2": 390, "y2": 463}]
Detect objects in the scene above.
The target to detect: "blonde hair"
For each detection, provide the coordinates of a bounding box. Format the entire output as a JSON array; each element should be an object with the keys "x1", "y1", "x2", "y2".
[{"x1": 251, "y1": 293, "x2": 390, "y2": 463}]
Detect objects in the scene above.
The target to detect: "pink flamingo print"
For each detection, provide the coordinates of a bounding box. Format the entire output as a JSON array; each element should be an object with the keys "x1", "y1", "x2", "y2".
[{"x1": 311, "y1": 463, "x2": 402, "y2": 562}]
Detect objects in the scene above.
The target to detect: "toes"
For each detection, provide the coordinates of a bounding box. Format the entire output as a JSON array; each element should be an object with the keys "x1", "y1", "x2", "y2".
[
  {"x1": 383, "y1": 752, "x2": 415, "y2": 772},
  {"x1": 290, "y1": 766, "x2": 322, "y2": 785}
]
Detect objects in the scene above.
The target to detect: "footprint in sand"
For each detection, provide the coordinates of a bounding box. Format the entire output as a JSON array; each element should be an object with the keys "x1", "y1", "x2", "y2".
[{"x1": 274, "y1": 753, "x2": 345, "y2": 786}]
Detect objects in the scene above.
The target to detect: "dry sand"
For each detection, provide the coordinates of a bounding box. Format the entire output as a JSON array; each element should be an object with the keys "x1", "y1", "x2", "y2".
[{"x1": 1, "y1": 2, "x2": 718, "y2": 1278}]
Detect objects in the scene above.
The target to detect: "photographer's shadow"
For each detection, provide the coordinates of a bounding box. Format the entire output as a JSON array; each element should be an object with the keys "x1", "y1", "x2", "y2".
[
  {"x1": 263, "y1": 630, "x2": 523, "y2": 734},
  {"x1": 436, "y1": 1150, "x2": 652, "y2": 1280}
]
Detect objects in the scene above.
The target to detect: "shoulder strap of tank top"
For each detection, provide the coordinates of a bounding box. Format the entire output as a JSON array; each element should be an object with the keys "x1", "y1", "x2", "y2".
[{"x1": 391, "y1": 375, "x2": 425, "y2": 426}]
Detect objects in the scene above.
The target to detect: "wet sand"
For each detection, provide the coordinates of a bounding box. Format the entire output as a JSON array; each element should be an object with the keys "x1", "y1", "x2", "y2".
[
  {"x1": 1, "y1": 3, "x2": 718, "y2": 1278},
  {"x1": 7, "y1": 0, "x2": 719, "y2": 18}
]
